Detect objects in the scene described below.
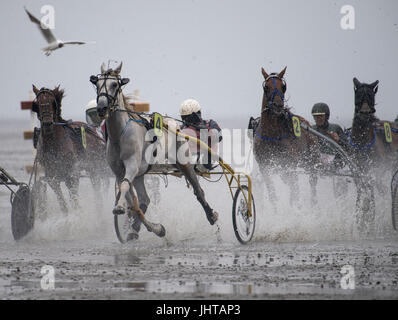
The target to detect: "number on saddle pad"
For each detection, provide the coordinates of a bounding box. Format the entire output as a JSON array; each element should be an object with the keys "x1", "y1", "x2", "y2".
[
  {"x1": 292, "y1": 116, "x2": 301, "y2": 137},
  {"x1": 154, "y1": 113, "x2": 163, "y2": 137},
  {"x1": 81, "y1": 127, "x2": 87, "y2": 149},
  {"x1": 384, "y1": 122, "x2": 392, "y2": 143}
]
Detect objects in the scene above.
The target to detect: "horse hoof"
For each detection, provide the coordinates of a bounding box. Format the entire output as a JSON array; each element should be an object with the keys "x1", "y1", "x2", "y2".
[
  {"x1": 207, "y1": 210, "x2": 219, "y2": 226},
  {"x1": 113, "y1": 206, "x2": 125, "y2": 215},
  {"x1": 127, "y1": 231, "x2": 139, "y2": 242},
  {"x1": 158, "y1": 225, "x2": 166, "y2": 238},
  {"x1": 151, "y1": 224, "x2": 166, "y2": 238}
]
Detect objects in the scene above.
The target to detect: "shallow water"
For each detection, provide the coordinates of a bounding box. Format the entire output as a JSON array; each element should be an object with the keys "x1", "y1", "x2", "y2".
[{"x1": 0, "y1": 119, "x2": 397, "y2": 299}]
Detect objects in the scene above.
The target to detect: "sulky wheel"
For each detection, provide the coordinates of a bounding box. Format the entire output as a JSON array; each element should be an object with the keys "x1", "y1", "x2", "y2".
[
  {"x1": 392, "y1": 185, "x2": 398, "y2": 231},
  {"x1": 11, "y1": 185, "x2": 35, "y2": 241},
  {"x1": 113, "y1": 182, "x2": 133, "y2": 244},
  {"x1": 232, "y1": 185, "x2": 256, "y2": 244},
  {"x1": 114, "y1": 210, "x2": 134, "y2": 244},
  {"x1": 392, "y1": 171, "x2": 398, "y2": 231}
]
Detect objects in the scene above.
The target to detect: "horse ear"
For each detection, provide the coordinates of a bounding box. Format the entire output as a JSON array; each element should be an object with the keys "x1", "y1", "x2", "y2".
[
  {"x1": 261, "y1": 67, "x2": 269, "y2": 79},
  {"x1": 121, "y1": 78, "x2": 130, "y2": 86},
  {"x1": 371, "y1": 80, "x2": 379, "y2": 93},
  {"x1": 115, "y1": 62, "x2": 123, "y2": 75},
  {"x1": 278, "y1": 66, "x2": 287, "y2": 78},
  {"x1": 53, "y1": 86, "x2": 60, "y2": 95},
  {"x1": 32, "y1": 84, "x2": 39, "y2": 95},
  {"x1": 90, "y1": 75, "x2": 99, "y2": 85},
  {"x1": 101, "y1": 62, "x2": 107, "y2": 74},
  {"x1": 32, "y1": 101, "x2": 39, "y2": 114},
  {"x1": 353, "y1": 77, "x2": 361, "y2": 90}
]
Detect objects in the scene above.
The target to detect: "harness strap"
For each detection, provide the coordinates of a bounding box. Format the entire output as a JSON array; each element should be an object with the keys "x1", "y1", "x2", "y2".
[
  {"x1": 346, "y1": 129, "x2": 376, "y2": 150},
  {"x1": 120, "y1": 117, "x2": 147, "y2": 137},
  {"x1": 254, "y1": 129, "x2": 289, "y2": 142}
]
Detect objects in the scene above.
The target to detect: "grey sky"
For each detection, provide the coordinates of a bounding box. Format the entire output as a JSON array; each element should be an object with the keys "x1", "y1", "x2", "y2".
[{"x1": 1, "y1": 0, "x2": 397, "y2": 128}]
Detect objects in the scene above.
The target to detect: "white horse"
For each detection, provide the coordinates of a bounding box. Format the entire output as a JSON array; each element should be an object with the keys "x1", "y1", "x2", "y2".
[{"x1": 90, "y1": 62, "x2": 218, "y2": 241}]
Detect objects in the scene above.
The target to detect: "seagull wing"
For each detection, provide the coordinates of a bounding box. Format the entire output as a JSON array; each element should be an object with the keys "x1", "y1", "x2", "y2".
[
  {"x1": 63, "y1": 41, "x2": 86, "y2": 45},
  {"x1": 24, "y1": 7, "x2": 56, "y2": 44}
]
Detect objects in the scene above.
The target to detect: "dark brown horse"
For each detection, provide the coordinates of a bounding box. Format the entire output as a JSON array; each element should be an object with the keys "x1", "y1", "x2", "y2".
[
  {"x1": 346, "y1": 78, "x2": 398, "y2": 184},
  {"x1": 252, "y1": 67, "x2": 320, "y2": 207},
  {"x1": 32, "y1": 85, "x2": 108, "y2": 212}
]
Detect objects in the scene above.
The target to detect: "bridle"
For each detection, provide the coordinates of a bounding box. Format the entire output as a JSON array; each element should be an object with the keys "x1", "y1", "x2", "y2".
[
  {"x1": 34, "y1": 89, "x2": 58, "y2": 123},
  {"x1": 262, "y1": 75, "x2": 287, "y2": 113},
  {"x1": 91, "y1": 74, "x2": 123, "y2": 114},
  {"x1": 355, "y1": 86, "x2": 376, "y2": 115}
]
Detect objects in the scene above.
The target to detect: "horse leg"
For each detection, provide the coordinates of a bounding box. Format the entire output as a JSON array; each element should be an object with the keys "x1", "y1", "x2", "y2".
[
  {"x1": 47, "y1": 178, "x2": 68, "y2": 213},
  {"x1": 65, "y1": 172, "x2": 80, "y2": 210},
  {"x1": 280, "y1": 170, "x2": 300, "y2": 207},
  {"x1": 114, "y1": 158, "x2": 165, "y2": 238},
  {"x1": 88, "y1": 169, "x2": 103, "y2": 211},
  {"x1": 177, "y1": 163, "x2": 218, "y2": 225},
  {"x1": 130, "y1": 175, "x2": 150, "y2": 235},
  {"x1": 259, "y1": 167, "x2": 278, "y2": 209},
  {"x1": 113, "y1": 157, "x2": 138, "y2": 216},
  {"x1": 309, "y1": 172, "x2": 318, "y2": 206}
]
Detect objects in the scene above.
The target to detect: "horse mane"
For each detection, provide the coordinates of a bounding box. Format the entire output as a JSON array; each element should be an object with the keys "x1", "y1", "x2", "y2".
[
  {"x1": 122, "y1": 93, "x2": 133, "y2": 108},
  {"x1": 53, "y1": 87, "x2": 67, "y2": 123}
]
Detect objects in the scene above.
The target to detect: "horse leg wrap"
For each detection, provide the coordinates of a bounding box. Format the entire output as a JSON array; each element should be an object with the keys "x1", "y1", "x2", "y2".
[
  {"x1": 132, "y1": 197, "x2": 165, "y2": 237},
  {"x1": 139, "y1": 203, "x2": 148, "y2": 214}
]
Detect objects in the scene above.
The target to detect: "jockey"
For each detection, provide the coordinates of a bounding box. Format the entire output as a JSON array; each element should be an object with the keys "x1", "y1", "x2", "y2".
[
  {"x1": 179, "y1": 99, "x2": 222, "y2": 171},
  {"x1": 85, "y1": 99, "x2": 106, "y2": 140},
  {"x1": 311, "y1": 102, "x2": 347, "y2": 167}
]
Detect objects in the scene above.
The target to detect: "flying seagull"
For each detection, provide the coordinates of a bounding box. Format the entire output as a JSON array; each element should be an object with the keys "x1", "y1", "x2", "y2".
[{"x1": 24, "y1": 7, "x2": 94, "y2": 56}]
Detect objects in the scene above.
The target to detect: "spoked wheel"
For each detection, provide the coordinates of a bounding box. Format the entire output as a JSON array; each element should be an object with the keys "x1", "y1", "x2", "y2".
[
  {"x1": 232, "y1": 185, "x2": 256, "y2": 244},
  {"x1": 114, "y1": 211, "x2": 134, "y2": 244},
  {"x1": 392, "y1": 185, "x2": 398, "y2": 231},
  {"x1": 11, "y1": 185, "x2": 35, "y2": 241},
  {"x1": 392, "y1": 171, "x2": 398, "y2": 231},
  {"x1": 113, "y1": 184, "x2": 134, "y2": 244}
]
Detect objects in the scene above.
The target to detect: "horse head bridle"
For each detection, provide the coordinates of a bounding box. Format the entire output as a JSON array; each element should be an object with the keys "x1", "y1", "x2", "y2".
[
  {"x1": 262, "y1": 74, "x2": 287, "y2": 113},
  {"x1": 90, "y1": 72, "x2": 130, "y2": 115},
  {"x1": 355, "y1": 86, "x2": 377, "y2": 115},
  {"x1": 33, "y1": 89, "x2": 58, "y2": 123}
]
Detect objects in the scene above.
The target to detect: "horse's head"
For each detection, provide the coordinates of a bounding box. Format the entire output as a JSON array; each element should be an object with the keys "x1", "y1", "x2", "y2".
[
  {"x1": 90, "y1": 62, "x2": 130, "y2": 118},
  {"x1": 32, "y1": 85, "x2": 64, "y2": 127},
  {"x1": 261, "y1": 67, "x2": 287, "y2": 116},
  {"x1": 353, "y1": 77, "x2": 379, "y2": 122}
]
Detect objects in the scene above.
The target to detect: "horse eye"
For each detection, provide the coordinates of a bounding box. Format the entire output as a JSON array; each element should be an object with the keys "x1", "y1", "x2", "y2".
[{"x1": 112, "y1": 82, "x2": 118, "y2": 88}]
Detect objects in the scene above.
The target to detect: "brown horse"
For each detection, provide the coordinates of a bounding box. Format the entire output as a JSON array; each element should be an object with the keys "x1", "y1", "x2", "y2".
[
  {"x1": 346, "y1": 78, "x2": 398, "y2": 185},
  {"x1": 252, "y1": 67, "x2": 320, "y2": 207},
  {"x1": 32, "y1": 85, "x2": 108, "y2": 213}
]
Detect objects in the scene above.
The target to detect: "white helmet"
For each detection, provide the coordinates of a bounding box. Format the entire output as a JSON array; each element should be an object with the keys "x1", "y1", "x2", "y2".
[
  {"x1": 179, "y1": 99, "x2": 201, "y2": 116},
  {"x1": 86, "y1": 99, "x2": 97, "y2": 109}
]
